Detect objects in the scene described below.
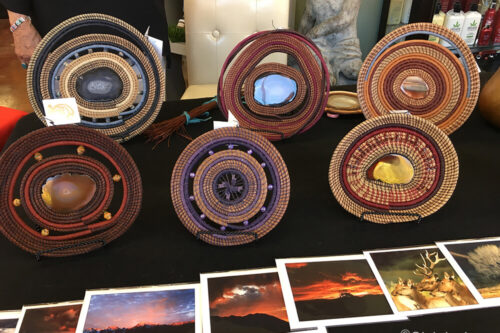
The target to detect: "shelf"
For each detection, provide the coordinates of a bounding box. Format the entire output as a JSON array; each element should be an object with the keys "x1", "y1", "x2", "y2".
[
  {"x1": 170, "y1": 42, "x2": 186, "y2": 56},
  {"x1": 448, "y1": 43, "x2": 500, "y2": 55}
]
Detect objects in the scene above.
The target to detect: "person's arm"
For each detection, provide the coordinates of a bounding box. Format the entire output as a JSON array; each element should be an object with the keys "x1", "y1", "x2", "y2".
[{"x1": 7, "y1": 9, "x2": 41, "y2": 66}]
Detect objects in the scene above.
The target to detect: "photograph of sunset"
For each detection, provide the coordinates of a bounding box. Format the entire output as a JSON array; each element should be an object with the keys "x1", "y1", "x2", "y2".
[
  {"x1": 283, "y1": 259, "x2": 392, "y2": 321},
  {"x1": 0, "y1": 318, "x2": 17, "y2": 333},
  {"x1": 18, "y1": 303, "x2": 82, "y2": 333},
  {"x1": 204, "y1": 269, "x2": 290, "y2": 333},
  {"x1": 80, "y1": 288, "x2": 196, "y2": 333}
]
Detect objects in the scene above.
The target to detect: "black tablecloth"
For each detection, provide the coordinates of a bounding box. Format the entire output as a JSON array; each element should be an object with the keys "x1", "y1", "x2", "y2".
[{"x1": 2, "y1": 95, "x2": 500, "y2": 333}]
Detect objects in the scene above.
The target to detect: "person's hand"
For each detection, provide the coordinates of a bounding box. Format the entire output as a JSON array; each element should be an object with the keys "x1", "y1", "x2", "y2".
[
  {"x1": 8, "y1": 10, "x2": 42, "y2": 67},
  {"x1": 12, "y1": 21, "x2": 42, "y2": 67}
]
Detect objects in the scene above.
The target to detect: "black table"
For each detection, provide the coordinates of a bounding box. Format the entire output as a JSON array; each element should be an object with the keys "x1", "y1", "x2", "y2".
[{"x1": 2, "y1": 96, "x2": 500, "y2": 333}]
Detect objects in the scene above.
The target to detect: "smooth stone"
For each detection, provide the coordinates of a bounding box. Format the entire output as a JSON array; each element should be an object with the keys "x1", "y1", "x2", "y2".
[
  {"x1": 367, "y1": 154, "x2": 414, "y2": 185},
  {"x1": 401, "y1": 76, "x2": 429, "y2": 100},
  {"x1": 41, "y1": 173, "x2": 96, "y2": 213},
  {"x1": 254, "y1": 74, "x2": 297, "y2": 106},
  {"x1": 75, "y1": 67, "x2": 123, "y2": 102},
  {"x1": 327, "y1": 93, "x2": 360, "y2": 110}
]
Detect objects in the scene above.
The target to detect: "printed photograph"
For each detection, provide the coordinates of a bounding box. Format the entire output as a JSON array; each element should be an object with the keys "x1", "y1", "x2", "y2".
[
  {"x1": 76, "y1": 284, "x2": 200, "y2": 333},
  {"x1": 201, "y1": 268, "x2": 290, "y2": 333},
  {"x1": 15, "y1": 302, "x2": 82, "y2": 333},
  {"x1": 437, "y1": 238, "x2": 500, "y2": 302},
  {"x1": 0, "y1": 311, "x2": 19, "y2": 333},
  {"x1": 276, "y1": 255, "x2": 405, "y2": 329},
  {"x1": 366, "y1": 246, "x2": 480, "y2": 316}
]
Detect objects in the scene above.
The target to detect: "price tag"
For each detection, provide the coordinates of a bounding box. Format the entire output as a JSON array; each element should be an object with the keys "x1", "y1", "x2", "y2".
[
  {"x1": 42, "y1": 98, "x2": 81, "y2": 126},
  {"x1": 213, "y1": 110, "x2": 239, "y2": 129}
]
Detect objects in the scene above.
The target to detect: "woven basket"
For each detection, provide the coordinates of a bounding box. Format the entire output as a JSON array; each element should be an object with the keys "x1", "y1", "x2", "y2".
[
  {"x1": 28, "y1": 14, "x2": 165, "y2": 143},
  {"x1": 0, "y1": 125, "x2": 142, "y2": 256},
  {"x1": 171, "y1": 127, "x2": 290, "y2": 246},
  {"x1": 329, "y1": 114, "x2": 458, "y2": 223},
  {"x1": 358, "y1": 23, "x2": 479, "y2": 135},
  {"x1": 218, "y1": 30, "x2": 330, "y2": 141}
]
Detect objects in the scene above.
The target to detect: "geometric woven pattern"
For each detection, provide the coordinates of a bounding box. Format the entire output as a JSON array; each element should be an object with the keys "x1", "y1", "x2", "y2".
[
  {"x1": 28, "y1": 14, "x2": 165, "y2": 142},
  {"x1": 218, "y1": 30, "x2": 330, "y2": 141},
  {"x1": 171, "y1": 128, "x2": 290, "y2": 245},
  {"x1": 329, "y1": 114, "x2": 458, "y2": 223},
  {"x1": 0, "y1": 126, "x2": 142, "y2": 256},
  {"x1": 358, "y1": 23, "x2": 480, "y2": 135}
]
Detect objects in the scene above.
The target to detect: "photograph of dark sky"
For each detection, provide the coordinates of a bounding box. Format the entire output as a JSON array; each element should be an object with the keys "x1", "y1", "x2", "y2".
[
  {"x1": 285, "y1": 260, "x2": 385, "y2": 301},
  {"x1": 83, "y1": 289, "x2": 195, "y2": 331},
  {"x1": 0, "y1": 318, "x2": 17, "y2": 333},
  {"x1": 208, "y1": 272, "x2": 288, "y2": 322},
  {"x1": 18, "y1": 304, "x2": 81, "y2": 333}
]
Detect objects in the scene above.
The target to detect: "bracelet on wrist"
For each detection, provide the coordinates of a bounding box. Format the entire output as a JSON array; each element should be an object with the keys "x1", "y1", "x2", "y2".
[{"x1": 10, "y1": 16, "x2": 31, "y2": 33}]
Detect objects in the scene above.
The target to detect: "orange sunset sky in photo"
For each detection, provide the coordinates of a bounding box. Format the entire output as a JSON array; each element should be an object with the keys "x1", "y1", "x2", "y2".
[
  {"x1": 208, "y1": 272, "x2": 288, "y2": 322},
  {"x1": 286, "y1": 261, "x2": 384, "y2": 302}
]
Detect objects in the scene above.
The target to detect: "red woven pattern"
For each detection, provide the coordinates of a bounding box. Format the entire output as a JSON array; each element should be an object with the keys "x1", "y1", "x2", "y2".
[
  {"x1": 0, "y1": 126, "x2": 142, "y2": 256},
  {"x1": 358, "y1": 23, "x2": 480, "y2": 135},
  {"x1": 329, "y1": 114, "x2": 458, "y2": 224},
  {"x1": 218, "y1": 30, "x2": 329, "y2": 141}
]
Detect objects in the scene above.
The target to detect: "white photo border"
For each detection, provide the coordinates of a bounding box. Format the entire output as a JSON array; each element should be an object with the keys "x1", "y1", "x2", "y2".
[
  {"x1": 15, "y1": 300, "x2": 82, "y2": 333},
  {"x1": 437, "y1": 236, "x2": 500, "y2": 305},
  {"x1": 200, "y1": 267, "x2": 306, "y2": 333},
  {"x1": 75, "y1": 283, "x2": 201, "y2": 333},
  {"x1": 365, "y1": 245, "x2": 485, "y2": 317},
  {"x1": 276, "y1": 254, "x2": 407, "y2": 329},
  {"x1": 0, "y1": 311, "x2": 20, "y2": 320}
]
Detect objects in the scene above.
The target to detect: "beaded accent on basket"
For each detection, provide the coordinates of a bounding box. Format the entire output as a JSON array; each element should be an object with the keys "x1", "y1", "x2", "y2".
[
  {"x1": 171, "y1": 128, "x2": 290, "y2": 246},
  {"x1": 329, "y1": 114, "x2": 458, "y2": 224},
  {"x1": 0, "y1": 126, "x2": 142, "y2": 257},
  {"x1": 358, "y1": 23, "x2": 480, "y2": 135},
  {"x1": 27, "y1": 14, "x2": 165, "y2": 143},
  {"x1": 218, "y1": 30, "x2": 330, "y2": 141}
]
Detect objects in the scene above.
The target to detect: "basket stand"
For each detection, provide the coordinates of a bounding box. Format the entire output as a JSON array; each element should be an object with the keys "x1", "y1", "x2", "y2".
[
  {"x1": 360, "y1": 211, "x2": 422, "y2": 224},
  {"x1": 196, "y1": 231, "x2": 258, "y2": 241},
  {"x1": 34, "y1": 239, "x2": 105, "y2": 261}
]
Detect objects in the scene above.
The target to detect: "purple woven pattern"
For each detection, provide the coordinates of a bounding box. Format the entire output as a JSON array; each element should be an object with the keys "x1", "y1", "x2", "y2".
[
  {"x1": 217, "y1": 30, "x2": 330, "y2": 141},
  {"x1": 171, "y1": 128, "x2": 290, "y2": 246}
]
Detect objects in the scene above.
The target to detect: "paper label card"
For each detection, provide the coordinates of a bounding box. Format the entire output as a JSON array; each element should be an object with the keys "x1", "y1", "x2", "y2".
[
  {"x1": 42, "y1": 98, "x2": 81, "y2": 126},
  {"x1": 213, "y1": 110, "x2": 239, "y2": 129},
  {"x1": 145, "y1": 26, "x2": 166, "y2": 71}
]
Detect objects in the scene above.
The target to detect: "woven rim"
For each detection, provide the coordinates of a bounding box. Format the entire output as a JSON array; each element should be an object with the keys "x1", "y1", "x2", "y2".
[
  {"x1": 217, "y1": 30, "x2": 330, "y2": 141},
  {"x1": 171, "y1": 127, "x2": 290, "y2": 246},
  {"x1": 0, "y1": 125, "x2": 142, "y2": 256},
  {"x1": 357, "y1": 23, "x2": 479, "y2": 135},
  {"x1": 329, "y1": 114, "x2": 458, "y2": 223},
  {"x1": 27, "y1": 14, "x2": 165, "y2": 143}
]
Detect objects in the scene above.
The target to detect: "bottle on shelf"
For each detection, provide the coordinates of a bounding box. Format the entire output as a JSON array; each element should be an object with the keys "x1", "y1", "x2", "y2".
[
  {"x1": 493, "y1": 4, "x2": 500, "y2": 43},
  {"x1": 478, "y1": 0, "x2": 497, "y2": 45},
  {"x1": 480, "y1": 0, "x2": 498, "y2": 31},
  {"x1": 387, "y1": 0, "x2": 405, "y2": 25},
  {"x1": 477, "y1": 23, "x2": 493, "y2": 45},
  {"x1": 401, "y1": 0, "x2": 414, "y2": 24},
  {"x1": 442, "y1": 0, "x2": 452, "y2": 12},
  {"x1": 441, "y1": 1, "x2": 466, "y2": 47},
  {"x1": 430, "y1": 2, "x2": 446, "y2": 43},
  {"x1": 461, "y1": 3, "x2": 482, "y2": 45}
]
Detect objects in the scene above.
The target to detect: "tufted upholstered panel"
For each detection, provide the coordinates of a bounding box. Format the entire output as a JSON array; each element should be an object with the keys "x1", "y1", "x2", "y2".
[{"x1": 182, "y1": 0, "x2": 295, "y2": 99}]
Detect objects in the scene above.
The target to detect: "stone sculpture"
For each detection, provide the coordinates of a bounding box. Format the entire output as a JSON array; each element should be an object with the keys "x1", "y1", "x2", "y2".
[{"x1": 298, "y1": 0, "x2": 362, "y2": 85}]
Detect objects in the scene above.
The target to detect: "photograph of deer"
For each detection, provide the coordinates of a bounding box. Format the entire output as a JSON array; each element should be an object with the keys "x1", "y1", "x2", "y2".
[
  {"x1": 437, "y1": 237, "x2": 500, "y2": 305},
  {"x1": 365, "y1": 246, "x2": 481, "y2": 316}
]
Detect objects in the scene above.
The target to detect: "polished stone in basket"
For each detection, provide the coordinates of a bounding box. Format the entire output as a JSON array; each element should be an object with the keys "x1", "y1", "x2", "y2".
[{"x1": 254, "y1": 74, "x2": 297, "y2": 106}]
